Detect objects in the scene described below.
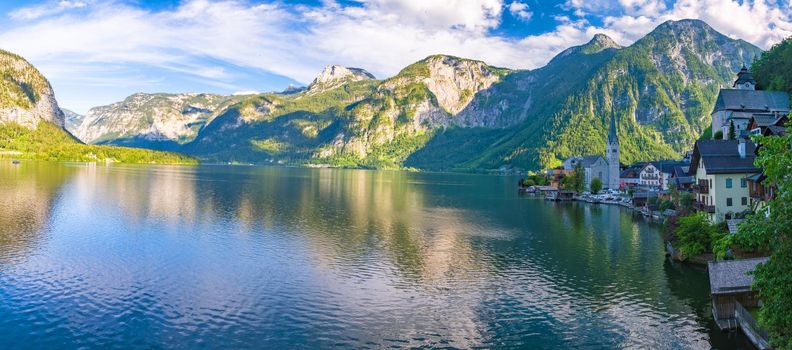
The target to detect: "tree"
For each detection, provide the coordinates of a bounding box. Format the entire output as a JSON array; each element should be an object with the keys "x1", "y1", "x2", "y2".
[
  {"x1": 728, "y1": 120, "x2": 736, "y2": 140},
  {"x1": 674, "y1": 212, "x2": 718, "y2": 258},
  {"x1": 716, "y1": 126, "x2": 792, "y2": 349},
  {"x1": 714, "y1": 130, "x2": 724, "y2": 140},
  {"x1": 590, "y1": 177, "x2": 603, "y2": 194},
  {"x1": 752, "y1": 36, "x2": 792, "y2": 96},
  {"x1": 678, "y1": 192, "x2": 694, "y2": 211},
  {"x1": 571, "y1": 161, "x2": 585, "y2": 194}
]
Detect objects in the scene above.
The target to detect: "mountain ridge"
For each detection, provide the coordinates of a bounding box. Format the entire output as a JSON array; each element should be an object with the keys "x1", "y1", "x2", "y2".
[{"x1": 66, "y1": 19, "x2": 765, "y2": 171}]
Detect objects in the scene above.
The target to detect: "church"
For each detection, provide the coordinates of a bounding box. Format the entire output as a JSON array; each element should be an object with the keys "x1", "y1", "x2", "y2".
[
  {"x1": 561, "y1": 112, "x2": 620, "y2": 191},
  {"x1": 711, "y1": 65, "x2": 789, "y2": 139}
]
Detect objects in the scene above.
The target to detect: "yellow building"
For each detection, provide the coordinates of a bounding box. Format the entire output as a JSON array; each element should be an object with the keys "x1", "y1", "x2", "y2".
[{"x1": 690, "y1": 139, "x2": 759, "y2": 223}]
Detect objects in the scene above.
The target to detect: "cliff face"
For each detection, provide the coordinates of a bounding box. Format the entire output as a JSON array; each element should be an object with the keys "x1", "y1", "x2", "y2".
[
  {"x1": 71, "y1": 93, "x2": 242, "y2": 146},
  {"x1": 0, "y1": 49, "x2": 64, "y2": 129}
]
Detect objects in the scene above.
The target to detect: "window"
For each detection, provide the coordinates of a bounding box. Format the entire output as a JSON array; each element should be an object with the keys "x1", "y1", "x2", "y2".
[
  {"x1": 726, "y1": 178, "x2": 733, "y2": 188},
  {"x1": 742, "y1": 197, "x2": 747, "y2": 205},
  {"x1": 727, "y1": 198, "x2": 733, "y2": 206},
  {"x1": 741, "y1": 178, "x2": 747, "y2": 188}
]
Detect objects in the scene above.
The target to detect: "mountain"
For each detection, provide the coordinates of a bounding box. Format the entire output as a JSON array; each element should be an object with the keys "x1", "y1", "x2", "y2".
[
  {"x1": 74, "y1": 19, "x2": 763, "y2": 170},
  {"x1": 0, "y1": 49, "x2": 64, "y2": 128},
  {"x1": 69, "y1": 93, "x2": 244, "y2": 150},
  {"x1": 0, "y1": 49, "x2": 196, "y2": 164},
  {"x1": 307, "y1": 65, "x2": 375, "y2": 93},
  {"x1": 410, "y1": 19, "x2": 761, "y2": 170},
  {"x1": 62, "y1": 108, "x2": 85, "y2": 131}
]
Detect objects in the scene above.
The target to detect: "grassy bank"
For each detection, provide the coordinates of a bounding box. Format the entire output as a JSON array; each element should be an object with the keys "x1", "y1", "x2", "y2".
[{"x1": 0, "y1": 121, "x2": 197, "y2": 165}]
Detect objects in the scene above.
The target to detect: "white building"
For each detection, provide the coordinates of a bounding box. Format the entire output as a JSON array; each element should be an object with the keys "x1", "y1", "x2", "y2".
[{"x1": 711, "y1": 66, "x2": 789, "y2": 139}]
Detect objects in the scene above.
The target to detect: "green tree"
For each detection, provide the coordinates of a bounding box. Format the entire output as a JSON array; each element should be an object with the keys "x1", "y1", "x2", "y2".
[
  {"x1": 678, "y1": 192, "x2": 694, "y2": 211},
  {"x1": 674, "y1": 212, "x2": 717, "y2": 257},
  {"x1": 714, "y1": 130, "x2": 724, "y2": 140},
  {"x1": 752, "y1": 36, "x2": 792, "y2": 96},
  {"x1": 590, "y1": 177, "x2": 603, "y2": 194},
  {"x1": 571, "y1": 161, "x2": 585, "y2": 193},
  {"x1": 728, "y1": 120, "x2": 736, "y2": 140}
]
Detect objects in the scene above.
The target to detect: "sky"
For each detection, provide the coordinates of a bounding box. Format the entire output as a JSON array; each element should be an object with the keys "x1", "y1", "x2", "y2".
[{"x1": 0, "y1": 0, "x2": 790, "y2": 113}]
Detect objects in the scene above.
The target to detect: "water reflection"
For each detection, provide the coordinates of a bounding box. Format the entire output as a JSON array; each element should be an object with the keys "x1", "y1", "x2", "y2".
[
  {"x1": 0, "y1": 163, "x2": 752, "y2": 349},
  {"x1": 0, "y1": 162, "x2": 74, "y2": 263}
]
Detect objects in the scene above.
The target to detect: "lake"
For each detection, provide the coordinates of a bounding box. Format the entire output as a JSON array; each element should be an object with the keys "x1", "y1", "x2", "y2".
[{"x1": 0, "y1": 162, "x2": 754, "y2": 349}]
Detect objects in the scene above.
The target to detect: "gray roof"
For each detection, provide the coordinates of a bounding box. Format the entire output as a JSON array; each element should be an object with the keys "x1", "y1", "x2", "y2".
[
  {"x1": 750, "y1": 113, "x2": 782, "y2": 127},
  {"x1": 691, "y1": 140, "x2": 759, "y2": 175},
  {"x1": 713, "y1": 89, "x2": 790, "y2": 113},
  {"x1": 708, "y1": 257, "x2": 769, "y2": 295},
  {"x1": 652, "y1": 160, "x2": 690, "y2": 174}
]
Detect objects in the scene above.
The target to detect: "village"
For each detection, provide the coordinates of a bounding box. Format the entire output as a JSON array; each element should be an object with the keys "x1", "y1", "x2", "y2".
[{"x1": 519, "y1": 66, "x2": 789, "y2": 350}]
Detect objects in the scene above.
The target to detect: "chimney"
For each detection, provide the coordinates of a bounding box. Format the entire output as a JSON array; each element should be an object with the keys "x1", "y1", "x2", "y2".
[{"x1": 738, "y1": 138, "x2": 746, "y2": 159}]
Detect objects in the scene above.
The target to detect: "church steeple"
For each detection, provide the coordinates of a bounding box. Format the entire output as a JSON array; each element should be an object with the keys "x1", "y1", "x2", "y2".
[
  {"x1": 733, "y1": 64, "x2": 756, "y2": 90},
  {"x1": 608, "y1": 110, "x2": 618, "y2": 144},
  {"x1": 606, "y1": 110, "x2": 620, "y2": 190}
]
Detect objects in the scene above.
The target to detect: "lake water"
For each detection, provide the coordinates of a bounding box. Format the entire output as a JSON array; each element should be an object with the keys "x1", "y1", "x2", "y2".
[{"x1": 0, "y1": 162, "x2": 754, "y2": 349}]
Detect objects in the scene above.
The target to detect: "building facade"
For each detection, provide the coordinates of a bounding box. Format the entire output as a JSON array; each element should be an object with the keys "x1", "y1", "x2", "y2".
[{"x1": 691, "y1": 139, "x2": 759, "y2": 223}]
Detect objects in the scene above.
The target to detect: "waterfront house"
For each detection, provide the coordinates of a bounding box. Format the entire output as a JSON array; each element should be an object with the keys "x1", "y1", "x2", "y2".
[
  {"x1": 547, "y1": 166, "x2": 570, "y2": 188},
  {"x1": 690, "y1": 139, "x2": 759, "y2": 223},
  {"x1": 631, "y1": 191, "x2": 658, "y2": 208},
  {"x1": 709, "y1": 257, "x2": 771, "y2": 349},
  {"x1": 711, "y1": 66, "x2": 790, "y2": 139}
]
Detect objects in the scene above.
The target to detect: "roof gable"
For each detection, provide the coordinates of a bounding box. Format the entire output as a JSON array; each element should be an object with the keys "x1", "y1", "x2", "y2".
[
  {"x1": 708, "y1": 257, "x2": 768, "y2": 294},
  {"x1": 690, "y1": 140, "x2": 759, "y2": 175}
]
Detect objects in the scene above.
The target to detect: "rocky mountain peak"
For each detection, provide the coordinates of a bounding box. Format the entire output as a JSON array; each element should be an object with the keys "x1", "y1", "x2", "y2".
[
  {"x1": 549, "y1": 34, "x2": 622, "y2": 64},
  {"x1": 308, "y1": 65, "x2": 375, "y2": 92},
  {"x1": 0, "y1": 49, "x2": 65, "y2": 128},
  {"x1": 588, "y1": 34, "x2": 621, "y2": 50}
]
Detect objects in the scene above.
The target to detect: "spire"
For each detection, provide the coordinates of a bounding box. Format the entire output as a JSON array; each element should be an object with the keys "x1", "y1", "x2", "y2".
[{"x1": 608, "y1": 110, "x2": 618, "y2": 143}]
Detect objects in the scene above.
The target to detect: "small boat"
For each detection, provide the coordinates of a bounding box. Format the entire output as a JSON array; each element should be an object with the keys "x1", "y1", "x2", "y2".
[{"x1": 11, "y1": 159, "x2": 20, "y2": 165}]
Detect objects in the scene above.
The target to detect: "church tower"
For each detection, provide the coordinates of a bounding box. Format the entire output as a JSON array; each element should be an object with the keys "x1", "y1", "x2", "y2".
[{"x1": 606, "y1": 111, "x2": 620, "y2": 190}]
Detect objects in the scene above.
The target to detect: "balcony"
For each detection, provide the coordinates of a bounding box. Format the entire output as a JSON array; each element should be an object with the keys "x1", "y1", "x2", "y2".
[
  {"x1": 696, "y1": 180, "x2": 710, "y2": 194},
  {"x1": 694, "y1": 201, "x2": 715, "y2": 213}
]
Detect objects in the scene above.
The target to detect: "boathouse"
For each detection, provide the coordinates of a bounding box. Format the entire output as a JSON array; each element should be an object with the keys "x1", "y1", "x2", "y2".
[{"x1": 709, "y1": 257, "x2": 772, "y2": 350}]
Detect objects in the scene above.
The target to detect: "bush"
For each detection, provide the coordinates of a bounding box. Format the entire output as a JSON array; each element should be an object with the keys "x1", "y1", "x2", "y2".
[
  {"x1": 590, "y1": 177, "x2": 603, "y2": 194},
  {"x1": 674, "y1": 212, "x2": 718, "y2": 258},
  {"x1": 714, "y1": 130, "x2": 723, "y2": 140}
]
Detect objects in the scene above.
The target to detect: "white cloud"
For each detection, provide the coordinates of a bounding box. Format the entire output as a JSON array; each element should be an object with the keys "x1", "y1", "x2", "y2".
[
  {"x1": 0, "y1": 0, "x2": 790, "y2": 110},
  {"x1": 508, "y1": 1, "x2": 533, "y2": 21},
  {"x1": 9, "y1": 0, "x2": 87, "y2": 20}
]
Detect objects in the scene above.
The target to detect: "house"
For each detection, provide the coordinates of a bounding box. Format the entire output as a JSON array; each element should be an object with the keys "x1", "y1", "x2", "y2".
[
  {"x1": 690, "y1": 139, "x2": 759, "y2": 223},
  {"x1": 619, "y1": 163, "x2": 643, "y2": 189},
  {"x1": 709, "y1": 258, "x2": 771, "y2": 349},
  {"x1": 652, "y1": 160, "x2": 691, "y2": 191},
  {"x1": 631, "y1": 191, "x2": 658, "y2": 208},
  {"x1": 670, "y1": 165, "x2": 694, "y2": 191},
  {"x1": 638, "y1": 162, "x2": 661, "y2": 189},
  {"x1": 547, "y1": 166, "x2": 571, "y2": 188},
  {"x1": 746, "y1": 173, "x2": 775, "y2": 212},
  {"x1": 711, "y1": 66, "x2": 790, "y2": 139},
  {"x1": 563, "y1": 156, "x2": 608, "y2": 190}
]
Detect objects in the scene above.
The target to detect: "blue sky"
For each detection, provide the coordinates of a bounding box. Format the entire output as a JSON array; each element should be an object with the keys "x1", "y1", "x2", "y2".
[{"x1": 0, "y1": 0, "x2": 790, "y2": 113}]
